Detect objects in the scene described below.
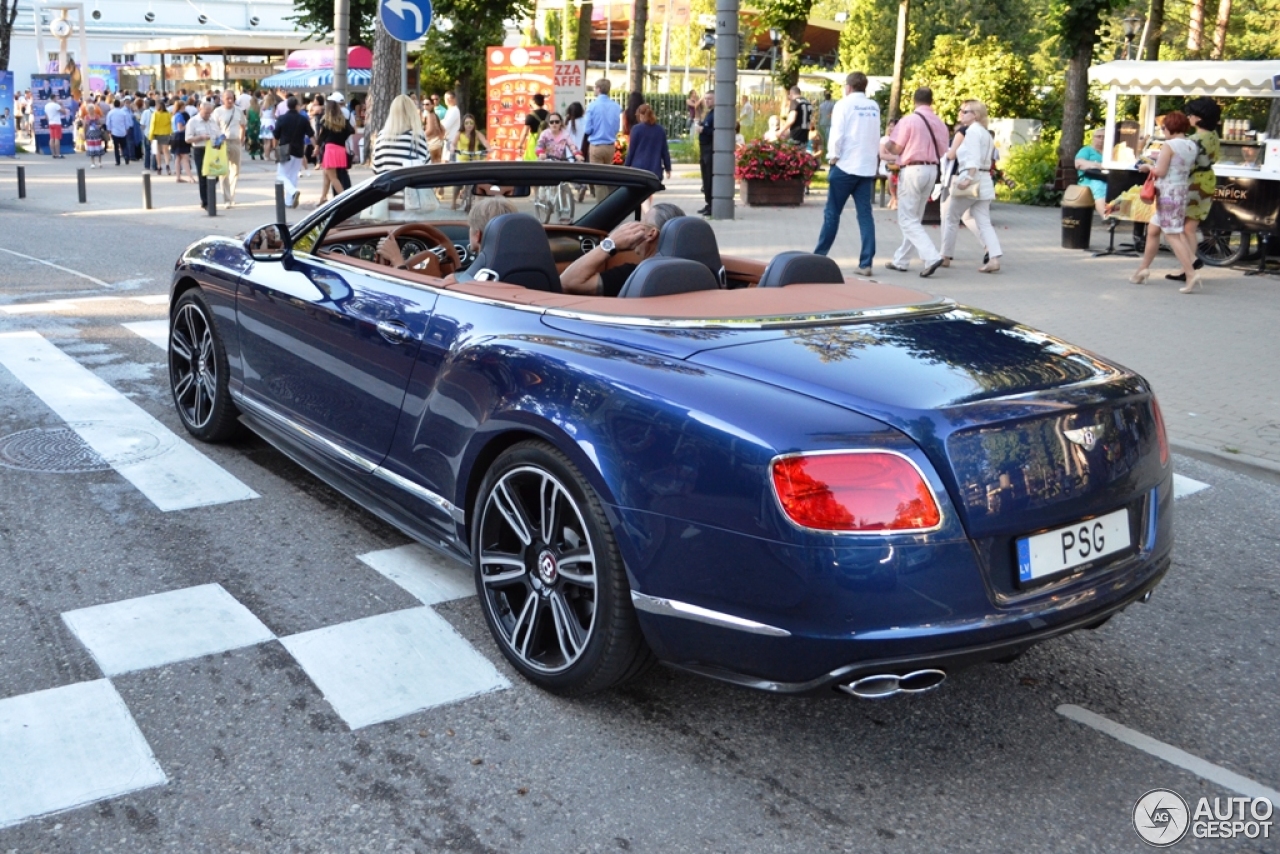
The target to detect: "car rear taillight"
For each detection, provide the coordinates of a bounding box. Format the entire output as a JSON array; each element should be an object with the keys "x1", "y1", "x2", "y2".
[
  {"x1": 771, "y1": 452, "x2": 941, "y2": 533},
  {"x1": 1151, "y1": 397, "x2": 1169, "y2": 467}
]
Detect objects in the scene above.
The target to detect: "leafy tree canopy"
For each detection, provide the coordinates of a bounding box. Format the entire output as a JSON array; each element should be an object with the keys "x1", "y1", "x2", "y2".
[
  {"x1": 901, "y1": 36, "x2": 1037, "y2": 122},
  {"x1": 288, "y1": 0, "x2": 378, "y2": 46}
]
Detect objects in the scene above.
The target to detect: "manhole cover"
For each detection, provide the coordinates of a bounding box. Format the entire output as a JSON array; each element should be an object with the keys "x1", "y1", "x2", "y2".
[{"x1": 0, "y1": 423, "x2": 165, "y2": 473}]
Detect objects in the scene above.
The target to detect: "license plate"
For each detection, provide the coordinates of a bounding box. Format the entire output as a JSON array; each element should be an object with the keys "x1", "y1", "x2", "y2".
[{"x1": 1016, "y1": 508, "x2": 1131, "y2": 584}]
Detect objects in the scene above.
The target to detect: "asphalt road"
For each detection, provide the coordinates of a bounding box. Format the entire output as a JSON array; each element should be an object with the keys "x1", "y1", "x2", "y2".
[{"x1": 1, "y1": 201, "x2": 1277, "y2": 853}]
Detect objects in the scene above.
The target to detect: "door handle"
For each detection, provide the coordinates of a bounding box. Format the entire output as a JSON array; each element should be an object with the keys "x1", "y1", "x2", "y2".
[{"x1": 376, "y1": 320, "x2": 411, "y2": 344}]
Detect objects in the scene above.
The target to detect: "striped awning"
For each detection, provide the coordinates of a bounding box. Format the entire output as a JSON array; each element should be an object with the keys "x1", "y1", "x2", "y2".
[{"x1": 260, "y1": 68, "x2": 372, "y2": 89}]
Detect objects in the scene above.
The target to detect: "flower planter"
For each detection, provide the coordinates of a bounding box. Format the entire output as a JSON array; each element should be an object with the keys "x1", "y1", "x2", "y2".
[{"x1": 741, "y1": 178, "x2": 805, "y2": 207}]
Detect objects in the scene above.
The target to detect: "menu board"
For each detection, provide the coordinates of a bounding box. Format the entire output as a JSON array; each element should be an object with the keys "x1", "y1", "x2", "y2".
[
  {"x1": 485, "y1": 46, "x2": 556, "y2": 162},
  {"x1": 0, "y1": 71, "x2": 14, "y2": 157}
]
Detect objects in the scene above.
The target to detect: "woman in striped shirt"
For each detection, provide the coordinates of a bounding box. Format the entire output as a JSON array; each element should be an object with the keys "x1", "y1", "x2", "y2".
[{"x1": 371, "y1": 95, "x2": 435, "y2": 217}]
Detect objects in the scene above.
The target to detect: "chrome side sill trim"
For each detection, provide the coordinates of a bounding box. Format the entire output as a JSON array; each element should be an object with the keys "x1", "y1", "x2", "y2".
[
  {"x1": 233, "y1": 390, "x2": 464, "y2": 523},
  {"x1": 371, "y1": 464, "x2": 465, "y2": 524},
  {"x1": 234, "y1": 391, "x2": 377, "y2": 473},
  {"x1": 630, "y1": 592, "x2": 791, "y2": 637}
]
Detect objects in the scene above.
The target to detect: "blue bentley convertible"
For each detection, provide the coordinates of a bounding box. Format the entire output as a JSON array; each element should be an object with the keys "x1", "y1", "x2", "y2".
[{"x1": 168, "y1": 162, "x2": 1173, "y2": 698}]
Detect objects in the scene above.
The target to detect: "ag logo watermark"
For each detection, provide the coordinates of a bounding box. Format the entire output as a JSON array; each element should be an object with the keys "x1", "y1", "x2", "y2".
[
  {"x1": 1133, "y1": 789, "x2": 1190, "y2": 846},
  {"x1": 1133, "y1": 789, "x2": 1274, "y2": 846}
]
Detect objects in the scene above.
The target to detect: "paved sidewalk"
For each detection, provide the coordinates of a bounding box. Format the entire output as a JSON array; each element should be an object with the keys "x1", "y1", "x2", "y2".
[{"x1": 3, "y1": 154, "x2": 1277, "y2": 473}]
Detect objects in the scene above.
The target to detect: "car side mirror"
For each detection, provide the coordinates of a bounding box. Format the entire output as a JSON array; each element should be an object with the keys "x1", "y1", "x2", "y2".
[{"x1": 245, "y1": 223, "x2": 291, "y2": 261}]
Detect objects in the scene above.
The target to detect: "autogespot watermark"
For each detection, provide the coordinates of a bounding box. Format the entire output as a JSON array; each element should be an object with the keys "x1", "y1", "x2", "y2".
[{"x1": 1132, "y1": 788, "x2": 1274, "y2": 846}]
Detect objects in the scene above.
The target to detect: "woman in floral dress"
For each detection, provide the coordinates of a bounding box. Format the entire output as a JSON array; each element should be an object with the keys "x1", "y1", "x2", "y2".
[
  {"x1": 1129, "y1": 111, "x2": 1203, "y2": 293},
  {"x1": 1168, "y1": 97, "x2": 1221, "y2": 282}
]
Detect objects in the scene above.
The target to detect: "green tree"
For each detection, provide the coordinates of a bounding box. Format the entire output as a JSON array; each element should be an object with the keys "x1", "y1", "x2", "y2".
[
  {"x1": 902, "y1": 36, "x2": 1036, "y2": 123},
  {"x1": 288, "y1": 0, "x2": 378, "y2": 46},
  {"x1": 0, "y1": 0, "x2": 19, "y2": 71},
  {"x1": 1052, "y1": 0, "x2": 1121, "y2": 186},
  {"x1": 759, "y1": 0, "x2": 818, "y2": 88}
]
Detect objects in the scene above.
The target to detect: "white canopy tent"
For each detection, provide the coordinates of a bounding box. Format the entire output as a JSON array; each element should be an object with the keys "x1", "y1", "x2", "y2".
[{"x1": 1088, "y1": 60, "x2": 1280, "y2": 167}]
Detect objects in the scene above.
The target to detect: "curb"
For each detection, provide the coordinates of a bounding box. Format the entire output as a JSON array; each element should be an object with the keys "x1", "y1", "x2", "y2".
[{"x1": 1171, "y1": 439, "x2": 1280, "y2": 486}]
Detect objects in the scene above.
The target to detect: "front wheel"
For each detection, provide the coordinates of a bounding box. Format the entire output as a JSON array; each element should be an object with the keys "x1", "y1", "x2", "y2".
[
  {"x1": 472, "y1": 441, "x2": 654, "y2": 694},
  {"x1": 169, "y1": 289, "x2": 241, "y2": 442}
]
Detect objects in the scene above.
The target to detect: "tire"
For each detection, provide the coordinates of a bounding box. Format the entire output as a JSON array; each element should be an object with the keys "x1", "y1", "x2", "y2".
[
  {"x1": 1197, "y1": 228, "x2": 1252, "y2": 267},
  {"x1": 472, "y1": 440, "x2": 654, "y2": 695},
  {"x1": 169, "y1": 289, "x2": 241, "y2": 442}
]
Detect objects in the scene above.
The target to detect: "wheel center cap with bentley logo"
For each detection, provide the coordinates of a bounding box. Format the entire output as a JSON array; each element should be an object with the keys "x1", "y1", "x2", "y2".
[{"x1": 537, "y1": 549, "x2": 559, "y2": 585}]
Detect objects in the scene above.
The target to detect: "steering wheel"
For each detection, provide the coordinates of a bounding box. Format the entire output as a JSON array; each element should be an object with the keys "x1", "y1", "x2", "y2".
[{"x1": 376, "y1": 222, "x2": 462, "y2": 277}]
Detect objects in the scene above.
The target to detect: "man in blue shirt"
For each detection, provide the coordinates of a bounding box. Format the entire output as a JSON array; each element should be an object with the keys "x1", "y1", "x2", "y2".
[
  {"x1": 697, "y1": 89, "x2": 714, "y2": 216},
  {"x1": 106, "y1": 99, "x2": 135, "y2": 166},
  {"x1": 584, "y1": 78, "x2": 621, "y2": 198}
]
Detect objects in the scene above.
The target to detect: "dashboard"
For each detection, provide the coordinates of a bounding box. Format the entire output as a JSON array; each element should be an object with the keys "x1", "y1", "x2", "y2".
[{"x1": 320, "y1": 224, "x2": 609, "y2": 270}]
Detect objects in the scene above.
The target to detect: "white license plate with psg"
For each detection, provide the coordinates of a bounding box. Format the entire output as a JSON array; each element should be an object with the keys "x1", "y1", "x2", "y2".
[{"x1": 1015, "y1": 508, "x2": 1131, "y2": 583}]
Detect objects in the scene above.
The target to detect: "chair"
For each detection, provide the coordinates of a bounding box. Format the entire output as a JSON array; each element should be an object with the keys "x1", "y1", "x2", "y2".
[
  {"x1": 756, "y1": 251, "x2": 845, "y2": 288},
  {"x1": 618, "y1": 258, "x2": 720, "y2": 298},
  {"x1": 455, "y1": 213, "x2": 561, "y2": 293},
  {"x1": 654, "y1": 216, "x2": 726, "y2": 287}
]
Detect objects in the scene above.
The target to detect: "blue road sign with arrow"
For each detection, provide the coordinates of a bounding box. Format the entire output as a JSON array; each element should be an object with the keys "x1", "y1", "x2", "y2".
[{"x1": 380, "y1": 0, "x2": 433, "y2": 42}]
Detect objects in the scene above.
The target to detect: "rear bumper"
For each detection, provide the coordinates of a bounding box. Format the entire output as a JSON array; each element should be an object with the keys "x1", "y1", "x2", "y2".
[{"x1": 656, "y1": 555, "x2": 1168, "y2": 695}]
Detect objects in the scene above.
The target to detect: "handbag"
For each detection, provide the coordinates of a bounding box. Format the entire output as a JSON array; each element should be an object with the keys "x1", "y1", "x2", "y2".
[
  {"x1": 1139, "y1": 172, "x2": 1158, "y2": 204},
  {"x1": 951, "y1": 178, "x2": 980, "y2": 199},
  {"x1": 202, "y1": 141, "x2": 229, "y2": 177}
]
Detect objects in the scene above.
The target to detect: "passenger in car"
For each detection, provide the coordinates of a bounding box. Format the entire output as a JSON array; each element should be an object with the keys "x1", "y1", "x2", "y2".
[
  {"x1": 560, "y1": 203, "x2": 685, "y2": 296},
  {"x1": 468, "y1": 196, "x2": 518, "y2": 254}
]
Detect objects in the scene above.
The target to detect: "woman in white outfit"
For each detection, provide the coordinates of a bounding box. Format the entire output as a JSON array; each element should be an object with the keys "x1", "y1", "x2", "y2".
[{"x1": 940, "y1": 100, "x2": 1002, "y2": 273}]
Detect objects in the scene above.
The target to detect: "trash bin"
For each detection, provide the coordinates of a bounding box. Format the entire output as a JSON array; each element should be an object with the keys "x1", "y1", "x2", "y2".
[{"x1": 1061, "y1": 185, "x2": 1094, "y2": 249}]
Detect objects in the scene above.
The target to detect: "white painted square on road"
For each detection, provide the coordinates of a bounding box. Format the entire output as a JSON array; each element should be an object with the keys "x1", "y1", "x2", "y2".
[
  {"x1": 0, "y1": 330, "x2": 258, "y2": 511},
  {"x1": 1173, "y1": 473, "x2": 1211, "y2": 499},
  {"x1": 122, "y1": 319, "x2": 169, "y2": 352},
  {"x1": 0, "y1": 679, "x2": 167, "y2": 829},
  {"x1": 280, "y1": 607, "x2": 509, "y2": 730},
  {"x1": 359, "y1": 544, "x2": 475, "y2": 606},
  {"x1": 63, "y1": 583, "x2": 276, "y2": 676}
]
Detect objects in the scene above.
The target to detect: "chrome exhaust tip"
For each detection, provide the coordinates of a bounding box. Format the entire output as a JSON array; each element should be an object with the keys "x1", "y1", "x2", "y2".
[
  {"x1": 1141, "y1": 590, "x2": 1153, "y2": 603},
  {"x1": 838, "y1": 668, "x2": 947, "y2": 699}
]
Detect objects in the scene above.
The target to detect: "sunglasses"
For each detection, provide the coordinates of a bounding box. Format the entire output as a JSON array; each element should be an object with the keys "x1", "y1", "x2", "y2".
[{"x1": 548, "y1": 119, "x2": 562, "y2": 125}]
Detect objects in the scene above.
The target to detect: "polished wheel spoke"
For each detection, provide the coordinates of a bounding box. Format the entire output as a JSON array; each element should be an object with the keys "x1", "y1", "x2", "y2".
[
  {"x1": 169, "y1": 329, "x2": 194, "y2": 362},
  {"x1": 480, "y1": 551, "x2": 527, "y2": 585},
  {"x1": 492, "y1": 481, "x2": 533, "y2": 546},
  {"x1": 539, "y1": 476, "x2": 561, "y2": 542},
  {"x1": 172, "y1": 369, "x2": 195, "y2": 402},
  {"x1": 556, "y1": 547, "x2": 596, "y2": 586},
  {"x1": 511, "y1": 595, "x2": 539, "y2": 659},
  {"x1": 548, "y1": 591, "x2": 584, "y2": 659}
]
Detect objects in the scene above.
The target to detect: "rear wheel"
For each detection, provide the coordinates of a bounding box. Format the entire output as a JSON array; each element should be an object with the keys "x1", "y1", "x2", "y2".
[
  {"x1": 473, "y1": 441, "x2": 654, "y2": 694},
  {"x1": 1197, "y1": 228, "x2": 1252, "y2": 267},
  {"x1": 169, "y1": 289, "x2": 241, "y2": 442}
]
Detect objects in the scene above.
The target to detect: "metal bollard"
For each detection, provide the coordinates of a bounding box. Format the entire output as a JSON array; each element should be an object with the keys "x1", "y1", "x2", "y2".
[
  {"x1": 274, "y1": 181, "x2": 287, "y2": 224},
  {"x1": 77, "y1": 168, "x2": 87, "y2": 204},
  {"x1": 17, "y1": 166, "x2": 25, "y2": 199},
  {"x1": 206, "y1": 177, "x2": 217, "y2": 217},
  {"x1": 142, "y1": 173, "x2": 153, "y2": 210}
]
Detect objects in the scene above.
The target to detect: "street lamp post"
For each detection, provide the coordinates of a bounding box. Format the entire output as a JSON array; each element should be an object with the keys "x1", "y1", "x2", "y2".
[
  {"x1": 1121, "y1": 13, "x2": 1144, "y2": 60},
  {"x1": 768, "y1": 28, "x2": 781, "y2": 73}
]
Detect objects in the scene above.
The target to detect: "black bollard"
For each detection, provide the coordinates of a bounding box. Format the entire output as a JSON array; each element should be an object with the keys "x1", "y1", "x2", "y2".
[
  {"x1": 17, "y1": 166, "x2": 25, "y2": 199},
  {"x1": 142, "y1": 173, "x2": 153, "y2": 210},
  {"x1": 77, "y1": 168, "x2": 87, "y2": 204},
  {"x1": 274, "y1": 181, "x2": 287, "y2": 224},
  {"x1": 206, "y1": 177, "x2": 217, "y2": 217}
]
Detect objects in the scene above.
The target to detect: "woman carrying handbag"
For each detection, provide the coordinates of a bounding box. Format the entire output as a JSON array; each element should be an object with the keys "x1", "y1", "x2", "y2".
[
  {"x1": 1128, "y1": 111, "x2": 1202, "y2": 292},
  {"x1": 939, "y1": 100, "x2": 1003, "y2": 273}
]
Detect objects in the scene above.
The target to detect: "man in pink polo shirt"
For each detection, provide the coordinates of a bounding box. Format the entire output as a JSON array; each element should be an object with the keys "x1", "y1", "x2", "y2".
[{"x1": 882, "y1": 87, "x2": 950, "y2": 277}]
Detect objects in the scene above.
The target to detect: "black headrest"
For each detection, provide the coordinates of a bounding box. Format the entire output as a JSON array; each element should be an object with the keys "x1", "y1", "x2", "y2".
[
  {"x1": 618, "y1": 258, "x2": 720, "y2": 298},
  {"x1": 655, "y1": 216, "x2": 725, "y2": 287},
  {"x1": 757, "y1": 251, "x2": 846, "y2": 288},
  {"x1": 457, "y1": 213, "x2": 561, "y2": 293}
]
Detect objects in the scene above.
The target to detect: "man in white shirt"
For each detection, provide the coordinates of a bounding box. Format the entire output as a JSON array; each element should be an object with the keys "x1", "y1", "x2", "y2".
[
  {"x1": 441, "y1": 91, "x2": 461, "y2": 159},
  {"x1": 812, "y1": 71, "x2": 880, "y2": 275},
  {"x1": 235, "y1": 88, "x2": 252, "y2": 111},
  {"x1": 43, "y1": 98, "x2": 67, "y2": 157},
  {"x1": 211, "y1": 89, "x2": 247, "y2": 206}
]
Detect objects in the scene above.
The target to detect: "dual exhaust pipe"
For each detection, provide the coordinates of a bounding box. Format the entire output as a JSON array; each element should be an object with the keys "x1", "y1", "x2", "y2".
[{"x1": 839, "y1": 668, "x2": 947, "y2": 699}]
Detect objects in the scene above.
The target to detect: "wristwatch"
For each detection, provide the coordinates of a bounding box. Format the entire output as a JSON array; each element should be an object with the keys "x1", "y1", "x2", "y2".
[{"x1": 600, "y1": 237, "x2": 618, "y2": 256}]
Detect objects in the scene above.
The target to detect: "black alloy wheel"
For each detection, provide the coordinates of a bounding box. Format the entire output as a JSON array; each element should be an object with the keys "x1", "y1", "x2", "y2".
[
  {"x1": 169, "y1": 289, "x2": 241, "y2": 442},
  {"x1": 473, "y1": 441, "x2": 654, "y2": 694}
]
